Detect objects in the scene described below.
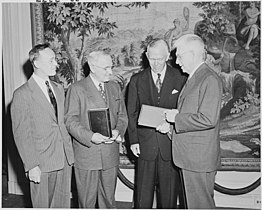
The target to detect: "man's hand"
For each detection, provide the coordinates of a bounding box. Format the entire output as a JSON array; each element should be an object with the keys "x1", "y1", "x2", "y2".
[
  {"x1": 164, "y1": 109, "x2": 179, "y2": 123},
  {"x1": 115, "y1": 135, "x2": 123, "y2": 143},
  {"x1": 91, "y1": 133, "x2": 110, "y2": 144},
  {"x1": 105, "y1": 130, "x2": 120, "y2": 144},
  {"x1": 130, "y1": 144, "x2": 140, "y2": 157},
  {"x1": 110, "y1": 130, "x2": 120, "y2": 140},
  {"x1": 28, "y1": 166, "x2": 41, "y2": 183},
  {"x1": 156, "y1": 121, "x2": 171, "y2": 134}
]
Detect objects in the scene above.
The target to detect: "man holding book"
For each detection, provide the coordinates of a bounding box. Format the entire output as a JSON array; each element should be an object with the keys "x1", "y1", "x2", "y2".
[
  {"x1": 65, "y1": 51, "x2": 128, "y2": 208},
  {"x1": 127, "y1": 39, "x2": 187, "y2": 208}
]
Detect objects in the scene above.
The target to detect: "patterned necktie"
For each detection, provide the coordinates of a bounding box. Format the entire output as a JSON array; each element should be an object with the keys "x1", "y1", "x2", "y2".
[
  {"x1": 45, "y1": 81, "x2": 58, "y2": 119},
  {"x1": 155, "y1": 73, "x2": 162, "y2": 93},
  {"x1": 99, "y1": 83, "x2": 107, "y2": 103}
]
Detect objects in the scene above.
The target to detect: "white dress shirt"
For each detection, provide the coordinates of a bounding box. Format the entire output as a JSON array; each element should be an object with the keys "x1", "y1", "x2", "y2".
[
  {"x1": 188, "y1": 62, "x2": 205, "y2": 79},
  {"x1": 90, "y1": 74, "x2": 105, "y2": 91},
  {"x1": 32, "y1": 73, "x2": 56, "y2": 103},
  {"x1": 151, "y1": 65, "x2": 167, "y2": 85}
]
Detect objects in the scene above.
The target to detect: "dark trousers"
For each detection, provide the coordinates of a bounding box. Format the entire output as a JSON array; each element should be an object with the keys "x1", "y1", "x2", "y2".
[
  {"x1": 74, "y1": 166, "x2": 118, "y2": 208},
  {"x1": 135, "y1": 152, "x2": 180, "y2": 209},
  {"x1": 30, "y1": 162, "x2": 72, "y2": 208}
]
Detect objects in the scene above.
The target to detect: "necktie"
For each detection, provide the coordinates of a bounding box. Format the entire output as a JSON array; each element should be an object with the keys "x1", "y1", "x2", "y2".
[
  {"x1": 155, "y1": 73, "x2": 162, "y2": 93},
  {"x1": 45, "y1": 81, "x2": 58, "y2": 119},
  {"x1": 99, "y1": 83, "x2": 107, "y2": 103}
]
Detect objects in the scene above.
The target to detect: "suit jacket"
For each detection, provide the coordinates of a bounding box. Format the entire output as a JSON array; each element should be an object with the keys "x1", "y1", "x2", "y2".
[
  {"x1": 64, "y1": 76, "x2": 128, "y2": 170},
  {"x1": 11, "y1": 77, "x2": 74, "y2": 173},
  {"x1": 127, "y1": 65, "x2": 187, "y2": 161},
  {"x1": 172, "y1": 63, "x2": 223, "y2": 172}
]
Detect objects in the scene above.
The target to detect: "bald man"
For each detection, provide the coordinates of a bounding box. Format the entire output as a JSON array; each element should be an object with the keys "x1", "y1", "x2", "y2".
[
  {"x1": 65, "y1": 51, "x2": 128, "y2": 208},
  {"x1": 127, "y1": 39, "x2": 187, "y2": 208},
  {"x1": 159, "y1": 34, "x2": 223, "y2": 209}
]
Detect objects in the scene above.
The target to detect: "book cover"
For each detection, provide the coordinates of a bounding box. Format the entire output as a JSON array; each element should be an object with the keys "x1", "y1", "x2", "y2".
[
  {"x1": 138, "y1": 104, "x2": 170, "y2": 128},
  {"x1": 88, "y1": 108, "x2": 112, "y2": 138}
]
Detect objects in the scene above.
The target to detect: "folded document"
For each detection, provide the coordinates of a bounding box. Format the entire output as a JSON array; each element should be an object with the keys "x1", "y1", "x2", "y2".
[{"x1": 138, "y1": 104, "x2": 170, "y2": 128}]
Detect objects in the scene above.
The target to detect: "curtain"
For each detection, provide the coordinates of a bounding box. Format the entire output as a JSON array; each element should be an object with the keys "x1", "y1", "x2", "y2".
[{"x1": 2, "y1": 2, "x2": 32, "y2": 194}]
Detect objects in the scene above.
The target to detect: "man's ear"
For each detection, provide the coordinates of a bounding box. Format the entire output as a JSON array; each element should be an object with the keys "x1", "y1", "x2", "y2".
[{"x1": 33, "y1": 60, "x2": 39, "y2": 69}]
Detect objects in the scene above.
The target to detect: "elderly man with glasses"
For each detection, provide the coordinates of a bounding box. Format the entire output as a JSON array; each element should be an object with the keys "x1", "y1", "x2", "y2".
[{"x1": 65, "y1": 51, "x2": 128, "y2": 208}]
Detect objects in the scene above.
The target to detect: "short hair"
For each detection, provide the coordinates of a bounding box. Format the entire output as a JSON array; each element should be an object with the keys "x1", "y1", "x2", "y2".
[
  {"x1": 87, "y1": 50, "x2": 111, "y2": 66},
  {"x1": 146, "y1": 38, "x2": 170, "y2": 54},
  {"x1": 29, "y1": 43, "x2": 50, "y2": 64},
  {"x1": 174, "y1": 34, "x2": 206, "y2": 59}
]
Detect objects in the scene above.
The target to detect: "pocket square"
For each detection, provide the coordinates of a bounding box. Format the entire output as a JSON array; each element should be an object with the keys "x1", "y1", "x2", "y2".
[{"x1": 172, "y1": 89, "x2": 178, "y2": 94}]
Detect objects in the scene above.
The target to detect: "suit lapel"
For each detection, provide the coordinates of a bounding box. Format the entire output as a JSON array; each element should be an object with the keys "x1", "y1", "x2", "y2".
[
  {"x1": 84, "y1": 76, "x2": 107, "y2": 108},
  {"x1": 178, "y1": 64, "x2": 206, "y2": 110},
  {"x1": 141, "y1": 68, "x2": 156, "y2": 105},
  {"x1": 159, "y1": 66, "x2": 173, "y2": 106},
  {"x1": 51, "y1": 82, "x2": 63, "y2": 123},
  {"x1": 28, "y1": 77, "x2": 57, "y2": 122}
]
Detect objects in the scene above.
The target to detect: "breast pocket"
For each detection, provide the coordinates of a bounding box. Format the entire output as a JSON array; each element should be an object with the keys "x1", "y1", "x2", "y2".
[{"x1": 168, "y1": 92, "x2": 179, "y2": 107}]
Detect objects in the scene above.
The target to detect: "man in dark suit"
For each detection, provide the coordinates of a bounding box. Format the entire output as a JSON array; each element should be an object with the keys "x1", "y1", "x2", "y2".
[
  {"x1": 11, "y1": 43, "x2": 74, "y2": 208},
  {"x1": 161, "y1": 34, "x2": 223, "y2": 209},
  {"x1": 127, "y1": 39, "x2": 187, "y2": 208},
  {"x1": 64, "y1": 51, "x2": 128, "y2": 208}
]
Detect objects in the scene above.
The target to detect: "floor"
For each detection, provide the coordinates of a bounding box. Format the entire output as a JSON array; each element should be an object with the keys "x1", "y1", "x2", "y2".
[
  {"x1": 2, "y1": 170, "x2": 134, "y2": 208},
  {"x1": 1, "y1": 172, "x2": 256, "y2": 209}
]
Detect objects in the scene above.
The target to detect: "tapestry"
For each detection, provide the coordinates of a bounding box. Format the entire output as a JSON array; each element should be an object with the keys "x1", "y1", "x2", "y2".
[{"x1": 32, "y1": 1, "x2": 260, "y2": 172}]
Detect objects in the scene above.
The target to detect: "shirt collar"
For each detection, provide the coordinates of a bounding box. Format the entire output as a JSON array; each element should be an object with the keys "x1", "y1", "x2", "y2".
[
  {"x1": 90, "y1": 74, "x2": 104, "y2": 90},
  {"x1": 151, "y1": 64, "x2": 167, "y2": 82},
  {"x1": 188, "y1": 62, "x2": 204, "y2": 79},
  {"x1": 32, "y1": 73, "x2": 50, "y2": 84}
]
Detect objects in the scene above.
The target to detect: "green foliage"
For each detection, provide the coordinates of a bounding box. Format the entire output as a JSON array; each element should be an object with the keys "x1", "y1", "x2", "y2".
[{"x1": 230, "y1": 91, "x2": 260, "y2": 114}]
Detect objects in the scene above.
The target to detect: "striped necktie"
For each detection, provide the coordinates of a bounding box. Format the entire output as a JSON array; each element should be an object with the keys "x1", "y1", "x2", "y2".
[
  {"x1": 45, "y1": 81, "x2": 58, "y2": 119},
  {"x1": 155, "y1": 73, "x2": 162, "y2": 93},
  {"x1": 99, "y1": 83, "x2": 107, "y2": 103}
]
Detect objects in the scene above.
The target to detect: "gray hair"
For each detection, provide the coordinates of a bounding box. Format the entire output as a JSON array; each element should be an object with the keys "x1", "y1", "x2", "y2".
[
  {"x1": 174, "y1": 34, "x2": 206, "y2": 60},
  {"x1": 87, "y1": 50, "x2": 111, "y2": 65},
  {"x1": 146, "y1": 38, "x2": 170, "y2": 54}
]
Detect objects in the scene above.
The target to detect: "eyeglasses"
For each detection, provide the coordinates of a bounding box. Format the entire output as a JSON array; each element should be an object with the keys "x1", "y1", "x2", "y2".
[{"x1": 91, "y1": 64, "x2": 113, "y2": 72}]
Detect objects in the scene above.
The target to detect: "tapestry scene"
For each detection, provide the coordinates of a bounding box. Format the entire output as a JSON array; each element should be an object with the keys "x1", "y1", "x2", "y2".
[{"x1": 34, "y1": 1, "x2": 260, "y2": 171}]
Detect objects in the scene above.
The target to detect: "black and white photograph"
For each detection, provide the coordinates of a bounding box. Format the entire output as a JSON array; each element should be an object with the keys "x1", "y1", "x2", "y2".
[{"x1": 2, "y1": 0, "x2": 261, "y2": 209}]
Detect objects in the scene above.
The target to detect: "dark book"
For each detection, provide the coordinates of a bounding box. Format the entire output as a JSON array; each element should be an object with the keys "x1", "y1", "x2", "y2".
[{"x1": 88, "y1": 108, "x2": 112, "y2": 138}]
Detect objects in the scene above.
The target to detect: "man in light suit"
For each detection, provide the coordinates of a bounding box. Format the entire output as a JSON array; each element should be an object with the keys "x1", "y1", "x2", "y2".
[
  {"x1": 159, "y1": 34, "x2": 223, "y2": 209},
  {"x1": 127, "y1": 39, "x2": 187, "y2": 208},
  {"x1": 11, "y1": 43, "x2": 74, "y2": 208},
  {"x1": 64, "y1": 51, "x2": 128, "y2": 208}
]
